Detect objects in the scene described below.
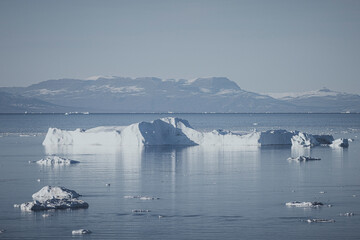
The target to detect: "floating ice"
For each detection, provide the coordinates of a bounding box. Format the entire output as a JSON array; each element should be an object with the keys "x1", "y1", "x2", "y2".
[
  {"x1": 43, "y1": 117, "x2": 343, "y2": 148},
  {"x1": 307, "y1": 219, "x2": 335, "y2": 223},
  {"x1": 132, "y1": 209, "x2": 151, "y2": 213},
  {"x1": 285, "y1": 201, "x2": 324, "y2": 207},
  {"x1": 72, "y1": 229, "x2": 92, "y2": 235},
  {"x1": 340, "y1": 212, "x2": 355, "y2": 216},
  {"x1": 0, "y1": 229, "x2": 5, "y2": 233},
  {"x1": 330, "y1": 138, "x2": 349, "y2": 148},
  {"x1": 35, "y1": 156, "x2": 80, "y2": 165},
  {"x1": 287, "y1": 156, "x2": 321, "y2": 162},
  {"x1": 15, "y1": 186, "x2": 88, "y2": 211},
  {"x1": 124, "y1": 195, "x2": 160, "y2": 200}
]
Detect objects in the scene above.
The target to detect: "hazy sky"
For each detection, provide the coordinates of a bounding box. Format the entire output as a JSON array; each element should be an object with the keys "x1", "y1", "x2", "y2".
[{"x1": 0, "y1": 0, "x2": 360, "y2": 93}]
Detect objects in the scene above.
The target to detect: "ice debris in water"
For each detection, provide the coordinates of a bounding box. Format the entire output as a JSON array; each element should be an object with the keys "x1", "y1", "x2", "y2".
[
  {"x1": 132, "y1": 209, "x2": 151, "y2": 213},
  {"x1": 287, "y1": 156, "x2": 321, "y2": 162},
  {"x1": 42, "y1": 117, "x2": 349, "y2": 148},
  {"x1": 319, "y1": 191, "x2": 326, "y2": 194},
  {"x1": 330, "y1": 138, "x2": 349, "y2": 148},
  {"x1": 72, "y1": 229, "x2": 92, "y2": 235},
  {"x1": 0, "y1": 229, "x2": 5, "y2": 233},
  {"x1": 340, "y1": 212, "x2": 355, "y2": 216},
  {"x1": 286, "y1": 201, "x2": 324, "y2": 207},
  {"x1": 105, "y1": 183, "x2": 110, "y2": 187},
  {"x1": 307, "y1": 219, "x2": 335, "y2": 223},
  {"x1": 124, "y1": 195, "x2": 160, "y2": 200},
  {"x1": 14, "y1": 186, "x2": 88, "y2": 211},
  {"x1": 35, "y1": 156, "x2": 80, "y2": 165}
]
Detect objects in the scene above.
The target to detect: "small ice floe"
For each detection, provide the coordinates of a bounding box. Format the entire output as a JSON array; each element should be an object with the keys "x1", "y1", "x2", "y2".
[
  {"x1": 72, "y1": 229, "x2": 92, "y2": 235},
  {"x1": 287, "y1": 156, "x2": 321, "y2": 162},
  {"x1": 319, "y1": 191, "x2": 326, "y2": 194},
  {"x1": 15, "y1": 186, "x2": 88, "y2": 211},
  {"x1": 352, "y1": 195, "x2": 357, "y2": 197},
  {"x1": 330, "y1": 138, "x2": 349, "y2": 148},
  {"x1": 124, "y1": 195, "x2": 160, "y2": 200},
  {"x1": 35, "y1": 156, "x2": 80, "y2": 166},
  {"x1": 307, "y1": 218, "x2": 335, "y2": 223},
  {"x1": 340, "y1": 212, "x2": 355, "y2": 216},
  {"x1": 253, "y1": 123, "x2": 258, "y2": 126},
  {"x1": 105, "y1": 183, "x2": 110, "y2": 187},
  {"x1": 286, "y1": 201, "x2": 323, "y2": 207},
  {"x1": 37, "y1": 179, "x2": 41, "y2": 182},
  {"x1": 0, "y1": 229, "x2": 5, "y2": 233},
  {"x1": 132, "y1": 209, "x2": 151, "y2": 213},
  {"x1": 42, "y1": 213, "x2": 52, "y2": 218}
]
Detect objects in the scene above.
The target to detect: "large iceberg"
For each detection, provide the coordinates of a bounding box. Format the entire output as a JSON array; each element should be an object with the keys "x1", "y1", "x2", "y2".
[
  {"x1": 42, "y1": 117, "x2": 345, "y2": 148},
  {"x1": 15, "y1": 186, "x2": 88, "y2": 211}
]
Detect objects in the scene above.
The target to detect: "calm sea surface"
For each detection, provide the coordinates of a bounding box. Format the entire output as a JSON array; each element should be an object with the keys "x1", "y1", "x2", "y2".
[{"x1": 0, "y1": 113, "x2": 360, "y2": 239}]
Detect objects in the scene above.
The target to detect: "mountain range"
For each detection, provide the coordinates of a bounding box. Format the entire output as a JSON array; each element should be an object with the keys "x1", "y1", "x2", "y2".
[{"x1": 0, "y1": 76, "x2": 359, "y2": 113}]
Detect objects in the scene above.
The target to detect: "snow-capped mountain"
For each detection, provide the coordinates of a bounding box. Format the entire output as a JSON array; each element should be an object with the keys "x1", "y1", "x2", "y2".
[
  {"x1": 267, "y1": 88, "x2": 360, "y2": 113},
  {"x1": 0, "y1": 77, "x2": 359, "y2": 113}
]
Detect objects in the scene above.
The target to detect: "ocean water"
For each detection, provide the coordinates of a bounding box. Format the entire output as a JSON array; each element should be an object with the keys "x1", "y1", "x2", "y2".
[{"x1": 0, "y1": 113, "x2": 360, "y2": 239}]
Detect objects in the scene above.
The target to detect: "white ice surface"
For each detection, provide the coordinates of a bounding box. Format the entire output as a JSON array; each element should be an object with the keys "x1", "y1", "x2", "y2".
[
  {"x1": 15, "y1": 186, "x2": 88, "y2": 211},
  {"x1": 36, "y1": 156, "x2": 80, "y2": 165},
  {"x1": 330, "y1": 138, "x2": 349, "y2": 148},
  {"x1": 72, "y1": 229, "x2": 92, "y2": 235},
  {"x1": 285, "y1": 201, "x2": 323, "y2": 207},
  {"x1": 287, "y1": 156, "x2": 321, "y2": 162},
  {"x1": 43, "y1": 117, "x2": 343, "y2": 148}
]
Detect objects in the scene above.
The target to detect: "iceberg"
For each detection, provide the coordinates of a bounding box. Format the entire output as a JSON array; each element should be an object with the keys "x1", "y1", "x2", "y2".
[
  {"x1": 15, "y1": 186, "x2": 88, "y2": 211},
  {"x1": 287, "y1": 156, "x2": 321, "y2": 162},
  {"x1": 330, "y1": 138, "x2": 349, "y2": 148},
  {"x1": 35, "y1": 156, "x2": 80, "y2": 165},
  {"x1": 285, "y1": 201, "x2": 324, "y2": 207},
  {"x1": 42, "y1": 117, "x2": 346, "y2": 148},
  {"x1": 72, "y1": 229, "x2": 92, "y2": 235},
  {"x1": 307, "y1": 219, "x2": 335, "y2": 223}
]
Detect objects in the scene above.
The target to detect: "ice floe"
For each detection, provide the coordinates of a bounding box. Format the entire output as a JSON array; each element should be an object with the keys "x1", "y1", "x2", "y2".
[
  {"x1": 43, "y1": 117, "x2": 347, "y2": 148},
  {"x1": 72, "y1": 229, "x2": 92, "y2": 235},
  {"x1": 132, "y1": 209, "x2": 151, "y2": 213},
  {"x1": 287, "y1": 156, "x2": 321, "y2": 162},
  {"x1": 307, "y1": 219, "x2": 335, "y2": 223},
  {"x1": 330, "y1": 138, "x2": 349, "y2": 148},
  {"x1": 340, "y1": 212, "x2": 355, "y2": 216},
  {"x1": 124, "y1": 195, "x2": 160, "y2": 200},
  {"x1": 14, "y1": 186, "x2": 88, "y2": 211},
  {"x1": 285, "y1": 201, "x2": 324, "y2": 207},
  {"x1": 34, "y1": 156, "x2": 80, "y2": 165}
]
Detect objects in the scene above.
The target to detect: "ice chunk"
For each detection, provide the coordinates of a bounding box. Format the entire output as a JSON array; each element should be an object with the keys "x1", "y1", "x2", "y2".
[
  {"x1": 287, "y1": 156, "x2": 321, "y2": 162},
  {"x1": 132, "y1": 209, "x2": 151, "y2": 213},
  {"x1": 340, "y1": 212, "x2": 355, "y2": 216},
  {"x1": 32, "y1": 186, "x2": 80, "y2": 202},
  {"x1": 43, "y1": 117, "x2": 342, "y2": 148},
  {"x1": 16, "y1": 186, "x2": 88, "y2": 211},
  {"x1": 307, "y1": 219, "x2": 335, "y2": 223},
  {"x1": 285, "y1": 201, "x2": 323, "y2": 207},
  {"x1": 124, "y1": 195, "x2": 160, "y2": 200},
  {"x1": 36, "y1": 156, "x2": 80, "y2": 165},
  {"x1": 0, "y1": 229, "x2": 5, "y2": 234},
  {"x1": 72, "y1": 229, "x2": 92, "y2": 235},
  {"x1": 330, "y1": 138, "x2": 349, "y2": 148}
]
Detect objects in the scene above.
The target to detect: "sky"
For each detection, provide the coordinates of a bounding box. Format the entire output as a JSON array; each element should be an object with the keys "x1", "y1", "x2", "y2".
[{"x1": 0, "y1": 0, "x2": 360, "y2": 94}]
